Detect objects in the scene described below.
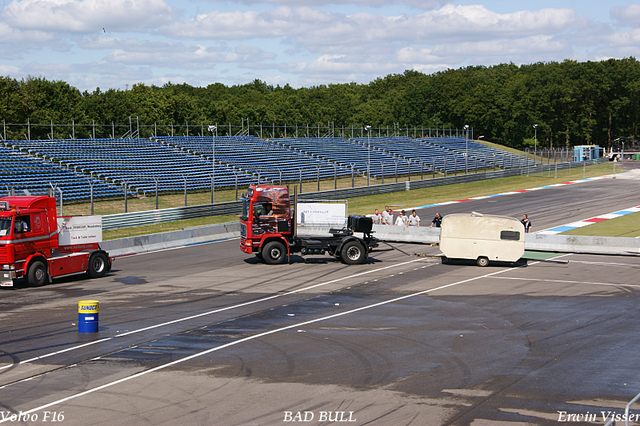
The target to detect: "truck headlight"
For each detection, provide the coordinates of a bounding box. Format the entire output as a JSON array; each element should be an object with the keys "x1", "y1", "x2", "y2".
[{"x1": 2, "y1": 264, "x2": 14, "y2": 271}]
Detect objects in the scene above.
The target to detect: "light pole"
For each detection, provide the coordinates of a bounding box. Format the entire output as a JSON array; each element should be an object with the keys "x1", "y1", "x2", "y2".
[
  {"x1": 533, "y1": 124, "x2": 538, "y2": 163},
  {"x1": 463, "y1": 124, "x2": 469, "y2": 174},
  {"x1": 208, "y1": 125, "x2": 217, "y2": 203},
  {"x1": 365, "y1": 125, "x2": 372, "y2": 186}
]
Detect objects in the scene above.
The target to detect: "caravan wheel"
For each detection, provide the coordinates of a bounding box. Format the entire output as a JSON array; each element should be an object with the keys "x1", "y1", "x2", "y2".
[{"x1": 476, "y1": 256, "x2": 489, "y2": 267}]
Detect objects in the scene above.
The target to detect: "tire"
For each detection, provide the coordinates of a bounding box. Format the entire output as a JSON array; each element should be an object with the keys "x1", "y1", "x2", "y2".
[
  {"x1": 88, "y1": 252, "x2": 108, "y2": 278},
  {"x1": 476, "y1": 256, "x2": 489, "y2": 267},
  {"x1": 341, "y1": 240, "x2": 365, "y2": 265},
  {"x1": 441, "y1": 256, "x2": 449, "y2": 264},
  {"x1": 262, "y1": 241, "x2": 286, "y2": 265},
  {"x1": 27, "y1": 260, "x2": 47, "y2": 287}
]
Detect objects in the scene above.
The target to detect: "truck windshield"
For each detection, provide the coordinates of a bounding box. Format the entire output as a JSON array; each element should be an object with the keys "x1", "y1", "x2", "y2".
[
  {"x1": 0, "y1": 217, "x2": 11, "y2": 237},
  {"x1": 240, "y1": 197, "x2": 250, "y2": 220}
]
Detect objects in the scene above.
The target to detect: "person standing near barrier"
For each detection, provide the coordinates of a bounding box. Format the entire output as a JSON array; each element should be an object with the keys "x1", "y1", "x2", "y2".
[
  {"x1": 395, "y1": 210, "x2": 407, "y2": 226},
  {"x1": 521, "y1": 214, "x2": 532, "y2": 233},
  {"x1": 382, "y1": 206, "x2": 393, "y2": 225},
  {"x1": 407, "y1": 209, "x2": 420, "y2": 227},
  {"x1": 430, "y1": 212, "x2": 442, "y2": 228},
  {"x1": 372, "y1": 209, "x2": 382, "y2": 225}
]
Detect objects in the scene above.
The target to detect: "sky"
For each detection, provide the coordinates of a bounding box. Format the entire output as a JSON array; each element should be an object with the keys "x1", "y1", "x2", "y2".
[{"x1": 1, "y1": 0, "x2": 640, "y2": 92}]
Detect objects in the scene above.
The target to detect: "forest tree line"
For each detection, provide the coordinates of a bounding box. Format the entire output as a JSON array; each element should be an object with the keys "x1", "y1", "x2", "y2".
[{"x1": 0, "y1": 58, "x2": 639, "y2": 149}]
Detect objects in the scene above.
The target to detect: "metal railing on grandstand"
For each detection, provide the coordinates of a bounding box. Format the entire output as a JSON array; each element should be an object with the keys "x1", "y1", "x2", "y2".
[
  {"x1": 101, "y1": 158, "x2": 608, "y2": 230},
  {"x1": 1, "y1": 118, "x2": 471, "y2": 141}
]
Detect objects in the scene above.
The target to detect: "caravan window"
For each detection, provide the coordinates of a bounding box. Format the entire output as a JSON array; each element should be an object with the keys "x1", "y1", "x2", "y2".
[{"x1": 500, "y1": 230, "x2": 520, "y2": 241}]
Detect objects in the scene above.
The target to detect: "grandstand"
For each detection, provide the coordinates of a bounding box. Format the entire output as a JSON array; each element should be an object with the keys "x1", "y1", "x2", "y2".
[
  {"x1": 153, "y1": 135, "x2": 352, "y2": 183},
  {"x1": 0, "y1": 144, "x2": 122, "y2": 200},
  {"x1": 423, "y1": 137, "x2": 532, "y2": 169},
  {"x1": 1, "y1": 135, "x2": 532, "y2": 203},
  {"x1": 350, "y1": 136, "x2": 469, "y2": 174},
  {"x1": 1, "y1": 138, "x2": 258, "y2": 198},
  {"x1": 269, "y1": 137, "x2": 415, "y2": 178}
]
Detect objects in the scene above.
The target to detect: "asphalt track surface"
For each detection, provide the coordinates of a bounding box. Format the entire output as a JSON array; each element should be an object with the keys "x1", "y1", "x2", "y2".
[{"x1": 2, "y1": 171, "x2": 640, "y2": 426}]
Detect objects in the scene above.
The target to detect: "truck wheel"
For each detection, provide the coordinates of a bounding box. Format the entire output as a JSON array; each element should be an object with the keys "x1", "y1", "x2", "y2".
[
  {"x1": 341, "y1": 240, "x2": 365, "y2": 265},
  {"x1": 476, "y1": 256, "x2": 489, "y2": 267},
  {"x1": 262, "y1": 241, "x2": 286, "y2": 265},
  {"x1": 88, "y1": 252, "x2": 108, "y2": 278},
  {"x1": 27, "y1": 260, "x2": 47, "y2": 287}
]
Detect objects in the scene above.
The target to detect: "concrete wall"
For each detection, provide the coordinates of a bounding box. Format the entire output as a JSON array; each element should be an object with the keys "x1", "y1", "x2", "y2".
[
  {"x1": 101, "y1": 222, "x2": 241, "y2": 257},
  {"x1": 524, "y1": 233, "x2": 640, "y2": 255}
]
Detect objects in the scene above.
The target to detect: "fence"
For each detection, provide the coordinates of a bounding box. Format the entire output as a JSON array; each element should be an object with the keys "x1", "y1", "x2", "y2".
[
  {"x1": 102, "y1": 158, "x2": 607, "y2": 230},
  {"x1": 0, "y1": 118, "x2": 473, "y2": 141}
]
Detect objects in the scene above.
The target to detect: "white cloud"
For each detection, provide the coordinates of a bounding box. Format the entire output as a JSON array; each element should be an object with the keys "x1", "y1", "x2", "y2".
[
  {"x1": 598, "y1": 28, "x2": 640, "y2": 57},
  {"x1": 87, "y1": 38, "x2": 276, "y2": 69},
  {"x1": 0, "y1": 21, "x2": 53, "y2": 44},
  {"x1": 430, "y1": 35, "x2": 568, "y2": 58},
  {"x1": 163, "y1": 7, "x2": 334, "y2": 39},
  {"x1": 0, "y1": 64, "x2": 21, "y2": 74},
  {"x1": 396, "y1": 47, "x2": 443, "y2": 63},
  {"x1": 232, "y1": 0, "x2": 441, "y2": 8},
  {"x1": 0, "y1": 21, "x2": 69, "y2": 59},
  {"x1": 162, "y1": 5, "x2": 583, "y2": 56},
  {"x1": 2, "y1": 0, "x2": 176, "y2": 32},
  {"x1": 611, "y1": 4, "x2": 640, "y2": 27}
]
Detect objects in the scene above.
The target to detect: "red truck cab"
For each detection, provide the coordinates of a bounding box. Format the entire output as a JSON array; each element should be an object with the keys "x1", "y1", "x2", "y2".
[
  {"x1": 239, "y1": 185, "x2": 292, "y2": 258},
  {"x1": 240, "y1": 184, "x2": 378, "y2": 265},
  {"x1": 0, "y1": 196, "x2": 112, "y2": 287}
]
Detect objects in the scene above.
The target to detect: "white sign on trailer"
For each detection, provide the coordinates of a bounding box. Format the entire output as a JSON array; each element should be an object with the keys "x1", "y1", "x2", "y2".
[
  {"x1": 57, "y1": 216, "x2": 103, "y2": 245},
  {"x1": 297, "y1": 203, "x2": 346, "y2": 226}
]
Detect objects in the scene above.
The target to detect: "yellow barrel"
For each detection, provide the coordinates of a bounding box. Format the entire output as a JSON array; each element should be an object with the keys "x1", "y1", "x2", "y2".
[{"x1": 78, "y1": 300, "x2": 99, "y2": 333}]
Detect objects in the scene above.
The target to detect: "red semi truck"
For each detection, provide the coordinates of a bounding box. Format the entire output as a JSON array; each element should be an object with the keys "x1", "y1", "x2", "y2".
[
  {"x1": 239, "y1": 184, "x2": 378, "y2": 264},
  {"x1": 0, "y1": 196, "x2": 112, "y2": 287}
]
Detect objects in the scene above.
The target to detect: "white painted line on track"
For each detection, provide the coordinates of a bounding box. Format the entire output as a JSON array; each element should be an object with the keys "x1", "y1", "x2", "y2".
[
  {"x1": 1, "y1": 263, "x2": 521, "y2": 420},
  {"x1": 0, "y1": 257, "x2": 427, "y2": 372},
  {"x1": 0, "y1": 339, "x2": 115, "y2": 372}
]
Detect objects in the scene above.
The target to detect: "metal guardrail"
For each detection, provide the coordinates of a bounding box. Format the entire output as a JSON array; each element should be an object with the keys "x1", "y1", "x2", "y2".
[
  {"x1": 102, "y1": 160, "x2": 608, "y2": 230},
  {"x1": 103, "y1": 200, "x2": 242, "y2": 230}
]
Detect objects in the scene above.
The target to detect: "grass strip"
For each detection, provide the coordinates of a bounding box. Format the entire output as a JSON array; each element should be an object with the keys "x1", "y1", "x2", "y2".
[{"x1": 561, "y1": 212, "x2": 640, "y2": 238}]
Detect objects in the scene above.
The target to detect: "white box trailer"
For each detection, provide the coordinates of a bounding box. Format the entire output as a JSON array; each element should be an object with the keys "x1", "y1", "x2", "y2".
[{"x1": 439, "y1": 212, "x2": 525, "y2": 266}]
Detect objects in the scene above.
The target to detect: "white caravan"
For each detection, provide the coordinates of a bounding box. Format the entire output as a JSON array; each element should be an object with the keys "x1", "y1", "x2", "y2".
[{"x1": 439, "y1": 212, "x2": 525, "y2": 266}]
